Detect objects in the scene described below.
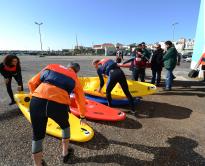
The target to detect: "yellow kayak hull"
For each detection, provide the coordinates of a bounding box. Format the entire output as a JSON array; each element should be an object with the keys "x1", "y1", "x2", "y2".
[
  {"x1": 14, "y1": 93, "x2": 94, "y2": 142},
  {"x1": 79, "y1": 77, "x2": 157, "y2": 99}
]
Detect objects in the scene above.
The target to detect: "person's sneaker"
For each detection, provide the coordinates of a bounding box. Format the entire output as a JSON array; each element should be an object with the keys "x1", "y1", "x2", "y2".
[
  {"x1": 9, "y1": 100, "x2": 16, "y2": 105},
  {"x1": 62, "y1": 148, "x2": 74, "y2": 163}
]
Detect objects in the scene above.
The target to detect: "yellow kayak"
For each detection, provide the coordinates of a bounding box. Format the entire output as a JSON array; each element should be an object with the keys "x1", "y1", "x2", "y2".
[
  {"x1": 14, "y1": 93, "x2": 94, "y2": 142},
  {"x1": 79, "y1": 77, "x2": 157, "y2": 99}
]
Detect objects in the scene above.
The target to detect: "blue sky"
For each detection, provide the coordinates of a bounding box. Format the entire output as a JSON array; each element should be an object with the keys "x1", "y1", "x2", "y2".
[{"x1": 0, "y1": 0, "x2": 201, "y2": 50}]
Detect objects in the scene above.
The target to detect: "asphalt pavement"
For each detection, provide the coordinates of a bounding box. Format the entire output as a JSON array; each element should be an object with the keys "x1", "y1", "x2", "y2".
[{"x1": 0, "y1": 55, "x2": 205, "y2": 166}]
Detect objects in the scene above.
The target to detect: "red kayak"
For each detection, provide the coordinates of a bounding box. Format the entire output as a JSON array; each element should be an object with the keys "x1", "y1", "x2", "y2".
[{"x1": 70, "y1": 96, "x2": 126, "y2": 121}]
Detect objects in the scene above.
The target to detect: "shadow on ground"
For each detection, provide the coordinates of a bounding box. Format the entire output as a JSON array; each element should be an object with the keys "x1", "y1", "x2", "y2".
[
  {"x1": 0, "y1": 108, "x2": 22, "y2": 122},
  {"x1": 173, "y1": 80, "x2": 205, "y2": 88},
  {"x1": 157, "y1": 91, "x2": 205, "y2": 97},
  {"x1": 73, "y1": 131, "x2": 109, "y2": 150},
  {"x1": 121, "y1": 101, "x2": 192, "y2": 119},
  {"x1": 67, "y1": 136, "x2": 205, "y2": 166},
  {"x1": 91, "y1": 117, "x2": 142, "y2": 129},
  {"x1": 153, "y1": 80, "x2": 205, "y2": 97}
]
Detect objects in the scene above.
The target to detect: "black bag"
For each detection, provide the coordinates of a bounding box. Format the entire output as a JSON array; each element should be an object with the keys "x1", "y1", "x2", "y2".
[{"x1": 188, "y1": 69, "x2": 199, "y2": 78}]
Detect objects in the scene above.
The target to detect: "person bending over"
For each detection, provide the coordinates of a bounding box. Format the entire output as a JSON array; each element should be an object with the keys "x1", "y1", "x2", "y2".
[
  {"x1": 92, "y1": 58, "x2": 136, "y2": 114},
  {"x1": 28, "y1": 63, "x2": 86, "y2": 165},
  {"x1": 0, "y1": 54, "x2": 23, "y2": 105}
]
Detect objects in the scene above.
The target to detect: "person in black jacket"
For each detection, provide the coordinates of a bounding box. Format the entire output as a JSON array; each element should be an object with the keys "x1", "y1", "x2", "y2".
[
  {"x1": 0, "y1": 55, "x2": 23, "y2": 105},
  {"x1": 151, "y1": 44, "x2": 164, "y2": 86}
]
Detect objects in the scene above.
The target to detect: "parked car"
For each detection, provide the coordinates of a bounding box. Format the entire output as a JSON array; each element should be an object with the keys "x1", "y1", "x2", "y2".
[
  {"x1": 185, "y1": 57, "x2": 192, "y2": 62},
  {"x1": 182, "y1": 52, "x2": 192, "y2": 62}
]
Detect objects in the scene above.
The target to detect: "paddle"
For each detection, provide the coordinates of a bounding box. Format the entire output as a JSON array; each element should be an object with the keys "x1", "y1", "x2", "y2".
[{"x1": 188, "y1": 55, "x2": 203, "y2": 78}]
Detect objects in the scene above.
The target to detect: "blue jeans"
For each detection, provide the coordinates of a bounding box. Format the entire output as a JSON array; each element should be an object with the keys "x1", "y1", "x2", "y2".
[{"x1": 165, "y1": 69, "x2": 174, "y2": 89}]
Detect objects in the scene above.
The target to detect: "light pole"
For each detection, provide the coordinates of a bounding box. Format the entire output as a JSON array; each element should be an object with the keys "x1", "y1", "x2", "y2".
[
  {"x1": 35, "y1": 22, "x2": 43, "y2": 51},
  {"x1": 172, "y1": 22, "x2": 179, "y2": 42}
]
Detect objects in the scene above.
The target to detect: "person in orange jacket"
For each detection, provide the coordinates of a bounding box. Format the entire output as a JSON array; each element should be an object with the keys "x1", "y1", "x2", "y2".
[
  {"x1": 200, "y1": 53, "x2": 205, "y2": 81},
  {"x1": 28, "y1": 63, "x2": 86, "y2": 166}
]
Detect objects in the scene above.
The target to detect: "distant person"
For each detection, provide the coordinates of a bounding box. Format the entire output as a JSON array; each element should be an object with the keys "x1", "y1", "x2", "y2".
[
  {"x1": 150, "y1": 44, "x2": 164, "y2": 86},
  {"x1": 123, "y1": 44, "x2": 148, "y2": 82},
  {"x1": 163, "y1": 41, "x2": 178, "y2": 91},
  {"x1": 28, "y1": 63, "x2": 86, "y2": 165},
  {"x1": 172, "y1": 45, "x2": 181, "y2": 80},
  {"x1": 0, "y1": 55, "x2": 23, "y2": 105},
  {"x1": 177, "y1": 52, "x2": 181, "y2": 66},
  {"x1": 141, "y1": 42, "x2": 151, "y2": 61},
  {"x1": 129, "y1": 47, "x2": 136, "y2": 71},
  {"x1": 92, "y1": 58, "x2": 136, "y2": 115},
  {"x1": 115, "y1": 46, "x2": 123, "y2": 63}
]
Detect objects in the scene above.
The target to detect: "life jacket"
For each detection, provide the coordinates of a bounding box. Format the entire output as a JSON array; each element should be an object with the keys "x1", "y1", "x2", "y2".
[
  {"x1": 40, "y1": 64, "x2": 77, "y2": 94},
  {"x1": 98, "y1": 58, "x2": 110, "y2": 66},
  {"x1": 133, "y1": 52, "x2": 146, "y2": 67},
  {"x1": 98, "y1": 58, "x2": 117, "y2": 75},
  {"x1": 3, "y1": 65, "x2": 17, "y2": 72},
  {"x1": 201, "y1": 53, "x2": 205, "y2": 65}
]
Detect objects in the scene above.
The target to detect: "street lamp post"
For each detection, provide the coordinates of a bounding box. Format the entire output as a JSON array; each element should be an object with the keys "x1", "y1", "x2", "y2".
[
  {"x1": 172, "y1": 22, "x2": 179, "y2": 42},
  {"x1": 35, "y1": 22, "x2": 43, "y2": 51}
]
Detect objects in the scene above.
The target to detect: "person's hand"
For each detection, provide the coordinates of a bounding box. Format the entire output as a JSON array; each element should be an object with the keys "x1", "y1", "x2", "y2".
[
  {"x1": 103, "y1": 74, "x2": 107, "y2": 78},
  {"x1": 4, "y1": 78, "x2": 9, "y2": 84},
  {"x1": 80, "y1": 117, "x2": 87, "y2": 125},
  {"x1": 97, "y1": 87, "x2": 102, "y2": 93}
]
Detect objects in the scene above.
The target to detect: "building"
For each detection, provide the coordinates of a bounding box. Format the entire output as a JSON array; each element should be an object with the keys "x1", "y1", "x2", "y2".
[{"x1": 93, "y1": 43, "x2": 116, "y2": 56}]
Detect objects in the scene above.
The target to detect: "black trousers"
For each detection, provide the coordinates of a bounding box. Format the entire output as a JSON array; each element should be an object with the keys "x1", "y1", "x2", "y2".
[
  {"x1": 6, "y1": 74, "x2": 23, "y2": 101},
  {"x1": 30, "y1": 97, "x2": 70, "y2": 141},
  {"x1": 151, "y1": 69, "x2": 162, "y2": 85},
  {"x1": 132, "y1": 67, "x2": 145, "y2": 82},
  {"x1": 106, "y1": 68, "x2": 135, "y2": 111}
]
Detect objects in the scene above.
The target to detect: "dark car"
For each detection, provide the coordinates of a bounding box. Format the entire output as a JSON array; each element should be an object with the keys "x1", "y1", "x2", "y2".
[{"x1": 182, "y1": 52, "x2": 192, "y2": 62}]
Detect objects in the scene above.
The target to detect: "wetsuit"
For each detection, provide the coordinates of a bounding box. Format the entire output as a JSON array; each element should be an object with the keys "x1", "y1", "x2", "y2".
[
  {"x1": 97, "y1": 59, "x2": 135, "y2": 112},
  {"x1": 28, "y1": 64, "x2": 85, "y2": 154},
  {"x1": 0, "y1": 63, "x2": 23, "y2": 102}
]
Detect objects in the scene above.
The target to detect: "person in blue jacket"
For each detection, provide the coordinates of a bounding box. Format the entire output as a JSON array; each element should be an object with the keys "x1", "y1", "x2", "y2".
[{"x1": 92, "y1": 58, "x2": 136, "y2": 115}]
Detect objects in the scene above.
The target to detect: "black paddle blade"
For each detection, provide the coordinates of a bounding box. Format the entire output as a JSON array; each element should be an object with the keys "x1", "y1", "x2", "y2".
[{"x1": 188, "y1": 69, "x2": 199, "y2": 78}]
